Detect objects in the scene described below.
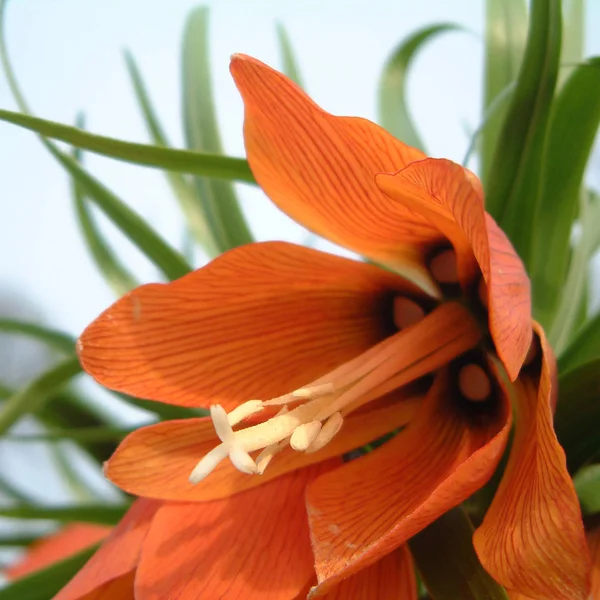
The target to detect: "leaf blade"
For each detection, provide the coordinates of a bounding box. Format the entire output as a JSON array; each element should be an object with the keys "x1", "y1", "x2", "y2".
[
  {"x1": 0, "y1": 320, "x2": 75, "y2": 354},
  {"x1": 276, "y1": 23, "x2": 304, "y2": 87}
]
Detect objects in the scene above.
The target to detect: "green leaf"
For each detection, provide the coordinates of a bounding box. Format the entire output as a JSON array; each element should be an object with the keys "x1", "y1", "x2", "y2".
[
  {"x1": 378, "y1": 23, "x2": 461, "y2": 151},
  {"x1": 124, "y1": 51, "x2": 219, "y2": 256},
  {"x1": 6, "y1": 426, "x2": 133, "y2": 443},
  {"x1": 0, "y1": 534, "x2": 41, "y2": 547},
  {"x1": 558, "y1": 312, "x2": 600, "y2": 374},
  {"x1": 71, "y1": 114, "x2": 139, "y2": 296},
  {"x1": 409, "y1": 507, "x2": 508, "y2": 600},
  {"x1": 0, "y1": 108, "x2": 255, "y2": 184},
  {"x1": 182, "y1": 7, "x2": 254, "y2": 252},
  {"x1": 554, "y1": 359, "x2": 600, "y2": 473},
  {"x1": 481, "y1": 0, "x2": 528, "y2": 183},
  {"x1": 0, "y1": 503, "x2": 127, "y2": 525},
  {"x1": 531, "y1": 59, "x2": 600, "y2": 328},
  {"x1": 484, "y1": 0, "x2": 561, "y2": 270},
  {"x1": 276, "y1": 23, "x2": 304, "y2": 88},
  {"x1": 0, "y1": 5, "x2": 192, "y2": 283},
  {"x1": 0, "y1": 544, "x2": 99, "y2": 600},
  {"x1": 574, "y1": 463, "x2": 600, "y2": 515},
  {"x1": 0, "y1": 320, "x2": 75, "y2": 353},
  {"x1": 0, "y1": 358, "x2": 82, "y2": 435},
  {"x1": 46, "y1": 141, "x2": 192, "y2": 281},
  {"x1": 551, "y1": 190, "x2": 600, "y2": 354},
  {"x1": 560, "y1": 0, "x2": 585, "y2": 85}
]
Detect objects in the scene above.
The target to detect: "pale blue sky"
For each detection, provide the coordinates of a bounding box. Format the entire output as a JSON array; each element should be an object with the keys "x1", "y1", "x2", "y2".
[{"x1": 1, "y1": 0, "x2": 599, "y2": 338}]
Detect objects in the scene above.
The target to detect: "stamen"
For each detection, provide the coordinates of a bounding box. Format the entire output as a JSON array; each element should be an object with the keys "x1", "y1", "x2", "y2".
[
  {"x1": 459, "y1": 364, "x2": 491, "y2": 402},
  {"x1": 290, "y1": 421, "x2": 322, "y2": 451},
  {"x1": 227, "y1": 400, "x2": 264, "y2": 426},
  {"x1": 430, "y1": 249, "x2": 459, "y2": 284},
  {"x1": 189, "y1": 444, "x2": 230, "y2": 484},
  {"x1": 306, "y1": 412, "x2": 344, "y2": 453},
  {"x1": 292, "y1": 383, "x2": 335, "y2": 399},
  {"x1": 255, "y1": 442, "x2": 284, "y2": 474},
  {"x1": 229, "y1": 446, "x2": 257, "y2": 474},
  {"x1": 393, "y1": 297, "x2": 425, "y2": 330},
  {"x1": 211, "y1": 405, "x2": 234, "y2": 442}
]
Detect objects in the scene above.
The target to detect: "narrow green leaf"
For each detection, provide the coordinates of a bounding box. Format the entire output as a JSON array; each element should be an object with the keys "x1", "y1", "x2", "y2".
[
  {"x1": 0, "y1": 534, "x2": 41, "y2": 547},
  {"x1": 378, "y1": 23, "x2": 461, "y2": 151},
  {"x1": 558, "y1": 312, "x2": 600, "y2": 374},
  {"x1": 560, "y1": 0, "x2": 585, "y2": 85},
  {"x1": 0, "y1": 504, "x2": 127, "y2": 525},
  {"x1": 182, "y1": 7, "x2": 254, "y2": 252},
  {"x1": 0, "y1": 6, "x2": 192, "y2": 282},
  {"x1": 484, "y1": 0, "x2": 561, "y2": 270},
  {"x1": 531, "y1": 59, "x2": 600, "y2": 327},
  {"x1": 409, "y1": 507, "x2": 508, "y2": 600},
  {"x1": 0, "y1": 319, "x2": 75, "y2": 353},
  {"x1": 124, "y1": 51, "x2": 219, "y2": 255},
  {"x1": 481, "y1": 0, "x2": 528, "y2": 182},
  {"x1": 551, "y1": 190, "x2": 600, "y2": 354},
  {"x1": 6, "y1": 426, "x2": 133, "y2": 443},
  {"x1": 0, "y1": 108, "x2": 255, "y2": 183},
  {"x1": 574, "y1": 463, "x2": 600, "y2": 515},
  {"x1": 0, "y1": 358, "x2": 82, "y2": 435},
  {"x1": 72, "y1": 114, "x2": 139, "y2": 296},
  {"x1": 276, "y1": 23, "x2": 304, "y2": 87},
  {"x1": 555, "y1": 359, "x2": 600, "y2": 473},
  {"x1": 0, "y1": 544, "x2": 99, "y2": 600},
  {"x1": 46, "y1": 142, "x2": 192, "y2": 281}
]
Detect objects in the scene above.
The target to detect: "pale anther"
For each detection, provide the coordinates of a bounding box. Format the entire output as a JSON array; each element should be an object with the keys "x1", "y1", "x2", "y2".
[
  {"x1": 292, "y1": 383, "x2": 335, "y2": 399},
  {"x1": 229, "y1": 446, "x2": 257, "y2": 474},
  {"x1": 306, "y1": 412, "x2": 344, "y2": 453},
  {"x1": 290, "y1": 421, "x2": 322, "y2": 451},
  {"x1": 255, "y1": 442, "x2": 283, "y2": 474},
  {"x1": 393, "y1": 297, "x2": 425, "y2": 330},
  {"x1": 228, "y1": 400, "x2": 264, "y2": 427},
  {"x1": 459, "y1": 364, "x2": 491, "y2": 402},
  {"x1": 210, "y1": 405, "x2": 234, "y2": 442},
  {"x1": 430, "y1": 249, "x2": 459, "y2": 284},
  {"x1": 189, "y1": 444, "x2": 230, "y2": 484}
]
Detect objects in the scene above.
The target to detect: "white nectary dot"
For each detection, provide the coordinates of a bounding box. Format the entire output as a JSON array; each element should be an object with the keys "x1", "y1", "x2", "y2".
[
  {"x1": 290, "y1": 421, "x2": 322, "y2": 451},
  {"x1": 393, "y1": 297, "x2": 425, "y2": 330},
  {"x1": 459, "y1": 364, "x2": 491, "y2": 402},
  {"x1": 430, "y1": 249, "x2": 459, "y2": 284}
]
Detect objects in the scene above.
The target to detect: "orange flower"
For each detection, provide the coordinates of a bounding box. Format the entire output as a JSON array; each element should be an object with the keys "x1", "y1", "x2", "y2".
[
  {"x1": 4, "y1": 523, "x2": 111, "y2": 580},
  {"x1": 65, "y1": 55, "x2": 589, "y2": 599}
]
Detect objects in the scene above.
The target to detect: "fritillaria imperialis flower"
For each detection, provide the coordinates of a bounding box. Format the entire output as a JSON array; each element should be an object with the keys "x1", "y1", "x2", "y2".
[{"x1": 59, "y1": 56, "x2": 590, "y2": 600}]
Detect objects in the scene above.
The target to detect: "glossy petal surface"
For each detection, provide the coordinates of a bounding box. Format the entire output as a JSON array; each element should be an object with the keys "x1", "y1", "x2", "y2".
[
  {"x1": 135, "y1": 463, "x2": 336, "y2": 600},
  {"x1": 473, "y1": 326, "x2": 590, "y2": 600},
  {"x1": 230, "y1": 54, "x2": 441, "y2": 291},
  {"x1": 54, "y1": 499, "x2": 159, "y2": 600},
  {"x1": 377, "y1": 159, "x2": 531, "y2": 380},
  {"x1": 105, "y1": 395, "x2": 421, "y2": 501},
  {"x1": 79, "y1": 242, "x2": 418, "y2": 409},
  {"x1": 306, "y1": 369, "x2": 511, "y2": 593}
]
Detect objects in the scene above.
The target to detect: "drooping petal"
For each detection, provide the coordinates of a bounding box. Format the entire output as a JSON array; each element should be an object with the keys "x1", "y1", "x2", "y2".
[
  {"x1": 79, "y1": 241, "x2": 421, "y2": 409},
  {"x1": 306, "y1": 368, "x2": 511, "y2": 593},
  {"x1": 105, "y1": 395, "x2": 421, "y2": 502},
  {"x1": 315, "y1": 546, "x2": 417, "y2": 600},
  {"x1": 54, "y1": 499, "x2": 159, "y2": 600},
  {"x1": 473, "y1": 325, "x2": 590, "y2": 600},
  {"x1": 230, "y1": 54, "x2": 441, "y2": 292},
  {"x1": 4, "y1": 524, "x2": 111, "y2": 580},
  {"x1": 134, "y1": 462, "x2": 337, "y2": 600},
  {"x1": 376, "y1": 159, "x2": 532, "y2": 380}
]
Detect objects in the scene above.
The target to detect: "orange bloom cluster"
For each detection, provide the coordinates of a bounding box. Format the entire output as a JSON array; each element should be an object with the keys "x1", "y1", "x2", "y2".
[{"x1": 55, "y1": 56, "x2": 590, "y2": 599}]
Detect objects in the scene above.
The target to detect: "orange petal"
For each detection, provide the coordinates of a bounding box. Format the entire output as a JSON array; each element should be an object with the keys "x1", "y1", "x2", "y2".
[
  {"x1": 105, "y1": 395, "x2": 421, "y2": 502},
  {"x1": 230, "y1": 54, "x2": 441, "y2": 292},
  {"x1": 81, "y1": 573, "x2": 135, "y2": 600},
  {"x1": 589, "y1": 526, "x2": 600, "y2": 598},
  {"x1": 315, "y1": 546, "x2": 417, "y2": 599},
  {"x1": 376, "y1": 159, "x2": 532, "y2": 380},
  {"x1": 4, "y1": 524, "x2": 111, "y2": 580},
  {"x1": 134, "y1": 462, "x2": 337, "y2": 600},
  {"x1": 306, "y1": 368, "x2": 511, "y2": 593},
  {"x1": 79, "y1": 241, "x2": 422, "y2": 409},
  {"x1": 473, "y1": 325, "x2": 590, "y2": 600},
  {"x1": 54, "y1": 499, "x2": 159, "y2": 600}
]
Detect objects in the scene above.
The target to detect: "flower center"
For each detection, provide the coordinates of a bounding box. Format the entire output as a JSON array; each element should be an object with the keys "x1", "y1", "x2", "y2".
[{"x1": 189, "y1": 294, "x2": 433, "y2": 485}]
